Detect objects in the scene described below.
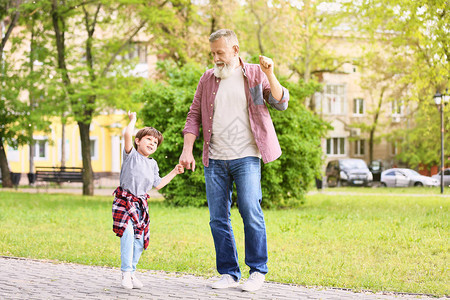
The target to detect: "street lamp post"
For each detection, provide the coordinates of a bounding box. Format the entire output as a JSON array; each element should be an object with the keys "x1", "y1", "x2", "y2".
[{"x1": 434, "y1": 89, "x2": 449, "y2": 194}]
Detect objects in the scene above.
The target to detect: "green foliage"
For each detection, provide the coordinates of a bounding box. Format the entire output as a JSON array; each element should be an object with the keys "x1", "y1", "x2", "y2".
[
  {"x1": 0, "y1": 5, "x2": 60, "y2": 149},
  {"x1": 394, "y1": 102, "x2": 449, "y2": 169},
  {"x1": 346, "y1": 0, "x2": 449, "y2": 167},
  {"x1": 136, "y1": 61, "x2": 329, "y2": 207}
]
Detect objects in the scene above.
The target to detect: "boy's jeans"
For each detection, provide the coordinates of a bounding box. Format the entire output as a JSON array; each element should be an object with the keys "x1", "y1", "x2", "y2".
[
  {"x1": 121, "y1": 209, "x2": 144, "y2": 272},
  {"x1": 204, "y1": 156, "x2": 268, "y2": 280}
]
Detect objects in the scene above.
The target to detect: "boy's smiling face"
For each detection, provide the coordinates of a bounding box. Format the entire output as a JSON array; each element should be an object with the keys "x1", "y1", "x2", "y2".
[{"x1": 135, "y1": 135, "x2": 158, "y2": 156}]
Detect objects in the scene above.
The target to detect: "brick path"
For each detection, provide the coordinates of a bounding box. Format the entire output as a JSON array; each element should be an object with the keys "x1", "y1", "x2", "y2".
[{"x1": 0, "y1": 256, "x2": 443, "y2": 300}]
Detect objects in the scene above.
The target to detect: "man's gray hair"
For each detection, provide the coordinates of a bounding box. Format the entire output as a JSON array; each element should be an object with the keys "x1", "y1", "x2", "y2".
[{"x1": 209, "y1": 29, "x2": 239, "y2": 46}]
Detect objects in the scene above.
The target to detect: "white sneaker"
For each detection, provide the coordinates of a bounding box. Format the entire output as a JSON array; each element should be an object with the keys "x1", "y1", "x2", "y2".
[
  {"x1": 241, "y1": 272, "x2": 265, "y2": 292},
  {"x1": 131, "y1": 272, "x2": 144, "y2": 289},
  {"x1": 121, "y1": 272, "x2": 133, "y2": 289},
  {"x1": 211, "y1": 274, "x2": 239, "y2": 289}
]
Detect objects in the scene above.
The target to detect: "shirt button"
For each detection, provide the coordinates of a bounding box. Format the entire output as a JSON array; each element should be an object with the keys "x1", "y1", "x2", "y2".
[
  {"x1": 213, "y1": 92, "x2": 215, "y2": 95},
  {"x1": 206, "y1": 142, "x2": 209, "y2": 145},
  {"x1": 216, "y1": 80, "x2": 219, "y2": 83},
  {"x1": 210, "y1": 104, "x2": 213, "y2": 107},
  {"x1": 209, "y1": 117, "x2": 212, "y2": 119},
  {"x1": 208, "y1": 130, "x2": 211, "y2": 132}
]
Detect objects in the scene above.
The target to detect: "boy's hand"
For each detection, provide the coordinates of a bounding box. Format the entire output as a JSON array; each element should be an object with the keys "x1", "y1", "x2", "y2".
[
  {"x1": 128, "y1": 110, "x2": 136, "y2": 121},
  {"x1": 174, "y1": 164, "x2": 185, "y2": 175}
]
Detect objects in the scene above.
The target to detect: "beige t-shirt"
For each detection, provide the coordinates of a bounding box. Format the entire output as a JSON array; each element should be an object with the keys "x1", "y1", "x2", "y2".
[{"x1": 209, "y1": 67, "x2": 261, "y2": 160}]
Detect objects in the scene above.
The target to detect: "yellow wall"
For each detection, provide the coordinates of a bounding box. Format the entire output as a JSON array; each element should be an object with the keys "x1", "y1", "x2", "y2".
[{"x1": 6, "y1": 113, "x2": 126, "y2": 173}]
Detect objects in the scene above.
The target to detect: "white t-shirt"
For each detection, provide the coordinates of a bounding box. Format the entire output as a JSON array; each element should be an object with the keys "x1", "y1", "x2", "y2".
[{"x1": 209, "y1": 67, "x2": 261, "y2": 160}]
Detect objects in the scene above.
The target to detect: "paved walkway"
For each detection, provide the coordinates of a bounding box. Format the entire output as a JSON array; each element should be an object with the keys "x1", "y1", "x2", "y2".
[{"x1": 0, "y1": 256, "x2": 444, "y2": 300}]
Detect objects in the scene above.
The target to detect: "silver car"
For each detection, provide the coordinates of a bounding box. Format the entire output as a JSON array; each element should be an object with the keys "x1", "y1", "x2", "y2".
[
  {"x1": 432, "y1": 168, "x2": 450, "y2": 187},
  {"x1": 380, "y1": 168, "x2": 439, "y2": 187}
]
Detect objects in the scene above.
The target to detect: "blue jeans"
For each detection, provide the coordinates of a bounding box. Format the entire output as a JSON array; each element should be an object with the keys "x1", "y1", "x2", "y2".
[
  {"x1": 120, "y1": 209, "x2": 144, "y2": 272},
  {"x1": 204, "y1": 156, "x2": 268, "y2": 280}
]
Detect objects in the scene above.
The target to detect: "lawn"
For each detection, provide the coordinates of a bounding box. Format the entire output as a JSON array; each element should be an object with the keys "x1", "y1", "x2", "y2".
[{"x1": 0, "y1": 190, "x2": 448, "y2": 296}]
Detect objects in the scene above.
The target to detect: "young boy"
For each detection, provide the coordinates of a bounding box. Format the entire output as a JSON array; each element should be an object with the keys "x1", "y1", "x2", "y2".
[{"x1": 112, "y1": 111, "x2": 184, "y2": 289}]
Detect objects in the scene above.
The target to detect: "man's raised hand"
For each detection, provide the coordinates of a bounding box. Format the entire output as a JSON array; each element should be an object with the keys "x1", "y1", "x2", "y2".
[{"x1": 259, "y1": 55, "x2": 274, "y2": 75}]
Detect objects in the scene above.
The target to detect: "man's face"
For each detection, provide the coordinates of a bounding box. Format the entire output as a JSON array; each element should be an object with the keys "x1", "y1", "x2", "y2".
[{"x1": 210, "y1": 37, "x2": 238, "y2": 72}]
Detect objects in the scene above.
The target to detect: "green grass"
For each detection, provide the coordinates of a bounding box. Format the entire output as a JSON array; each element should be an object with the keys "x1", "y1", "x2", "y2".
[{"x1": 0, "y1": 191, "x2": 448, "y2": 296}]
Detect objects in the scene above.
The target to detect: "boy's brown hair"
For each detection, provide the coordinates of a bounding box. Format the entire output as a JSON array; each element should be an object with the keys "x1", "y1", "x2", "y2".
[{"x1": 134, "y1": 127, "x2": 163, "y2": 150}]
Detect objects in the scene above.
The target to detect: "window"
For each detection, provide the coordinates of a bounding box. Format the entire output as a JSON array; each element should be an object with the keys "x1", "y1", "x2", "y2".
[
  {"x1": 78, "y1": 138, "x2": 98, "y2": 161},
  {"x1": 391, "y1": 142, "x2": 398, "y2": 156},
  {"x1": 34, "y1": 138, "x2": 48, "y2": 160},
  {"x1": 326, "y1": 137, "x2": 346, "y2": 155},
  {"x1": 127, "y1": 42, "x2": 148, "y2": 64},
  {"x1": 90, "y1": 139, "x2": 97, "y2": 159},
  {"x1": 353, "y1": 98, "x2": 364, "y2": 115},
  {"x1": 323, "y1": 84, "x2": 346, "y2": 115},
  {"x1": 8, "y1": 144, "x2": 20, "y2": 162},
  {"x1": 354, "y1": 139, "x2": 365, "y2": 156},
  {"x1": 391, "y1": 100, "x2": 403, "y2": 116}
]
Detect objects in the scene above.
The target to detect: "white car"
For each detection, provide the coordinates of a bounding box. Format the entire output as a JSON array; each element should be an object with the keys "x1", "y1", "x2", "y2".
[
  {"x1": 432, "y1": 168, "x2": 450, "y2": 187},
  {"x1": 380, "y1": 168, "x2": 439, "y2": 187}
]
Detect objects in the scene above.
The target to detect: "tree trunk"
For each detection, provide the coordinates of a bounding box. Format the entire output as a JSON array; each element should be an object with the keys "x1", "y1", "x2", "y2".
[
  {"x1": 78, "y1": 122, "x2": 94, "y2": 195},
  {"x1": 0, "y1": 137, "x2": 12, "y2": 187},
  {"x1": 369, "y1": 129, "x2": 375, "y2": 163},
  {"x1": 28, "y1": 17, "x2": 36, "y2": 177}
]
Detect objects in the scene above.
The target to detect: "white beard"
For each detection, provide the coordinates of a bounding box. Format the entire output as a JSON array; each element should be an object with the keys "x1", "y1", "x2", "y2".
[{"x1": 213, "y1": 59, "x2": 238, "y2": 79}]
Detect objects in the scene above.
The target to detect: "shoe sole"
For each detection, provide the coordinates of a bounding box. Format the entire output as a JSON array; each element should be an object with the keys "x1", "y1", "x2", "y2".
[{"x1": 211, "y1": 283, "x2": 239, "y2": 289}]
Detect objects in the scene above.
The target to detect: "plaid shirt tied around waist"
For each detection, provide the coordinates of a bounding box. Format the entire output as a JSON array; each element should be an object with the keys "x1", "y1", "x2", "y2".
[{"x1": 112, "y1": 187, "x2": 150, "y2": 250}]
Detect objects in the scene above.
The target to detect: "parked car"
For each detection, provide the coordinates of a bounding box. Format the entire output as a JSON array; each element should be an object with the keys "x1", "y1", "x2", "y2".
[
  {"x1": 380, "y1": 168, "x2": 439, "y2": 187},
  {"x1": 431, "y1": 168, "x2": 450, "y2": 187},
  {"x1": 326, "y1": 159, "x2": 373, "y2": 187}
]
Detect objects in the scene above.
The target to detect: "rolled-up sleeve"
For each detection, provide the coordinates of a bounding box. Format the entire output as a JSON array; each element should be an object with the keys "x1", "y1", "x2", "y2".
[
  {"x1": 262, "y1": 74, "x2": 289, "y2": 111},
  {"x1": 267, "y1": 87, "x2": 289, "y2": 111},
  {"x1": 182, "y1": 75, "x2": 204, "y2": 137}
]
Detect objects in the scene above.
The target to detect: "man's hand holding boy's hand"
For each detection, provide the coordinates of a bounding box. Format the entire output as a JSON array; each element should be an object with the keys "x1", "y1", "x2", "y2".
[{"x1": 174, "y1": 164, "x2": 185, "y2": 175}]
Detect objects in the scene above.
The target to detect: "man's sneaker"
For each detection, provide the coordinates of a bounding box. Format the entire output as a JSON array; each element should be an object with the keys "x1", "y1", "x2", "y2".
[
  {"x1": 131, "y1": 272, "x2": 144, "y2": 289},
  {"x1": 241, "y1": 272, "x2": 265, "y2": 292},
  {"x1": 211, "y1": 274, "x2": 239, "y2": 289},
  {"x1": 121, "y1": 271, "x2": 133, "y2": 289}
]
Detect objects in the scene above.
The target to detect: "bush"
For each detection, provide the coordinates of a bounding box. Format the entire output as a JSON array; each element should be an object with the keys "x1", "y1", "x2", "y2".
[
  {"x1": 135, "y1": 61, "x2": 329, "y2": 207},
  {"x1": 262, "y1": 79, "x2": 330, "y2": 207}
]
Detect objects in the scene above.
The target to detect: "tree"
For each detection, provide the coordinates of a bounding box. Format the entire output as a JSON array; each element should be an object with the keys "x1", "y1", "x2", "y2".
[
  {"x1": 354, "y1": 47, "x2": 411, "y2": 163},
  {"x1": 46, "y1": 0, "x2": 181, "y2": 195},
  {"x1": 0, "y1": 0, "x2": 22, "y2": 187},
  {"x1": 0, "y1": 0, "x2": 56, "y2": 187},
  {"x1": 236, "y1": 0, "x2": 352, "y2": 94},
  {"x1": 347, "y1": 0, "x2": 449, "y2": 168}
]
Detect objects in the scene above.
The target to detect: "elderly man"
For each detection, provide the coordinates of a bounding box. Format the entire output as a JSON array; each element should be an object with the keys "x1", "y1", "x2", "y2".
[{"x1": 179, "y1": 29, "x2": 289, "y2": 292}]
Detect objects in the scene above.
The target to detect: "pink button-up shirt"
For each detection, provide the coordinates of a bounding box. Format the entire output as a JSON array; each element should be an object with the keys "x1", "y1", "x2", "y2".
[{"x1": 182, "y1": 58, "x2": 290, "y2": 167}]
